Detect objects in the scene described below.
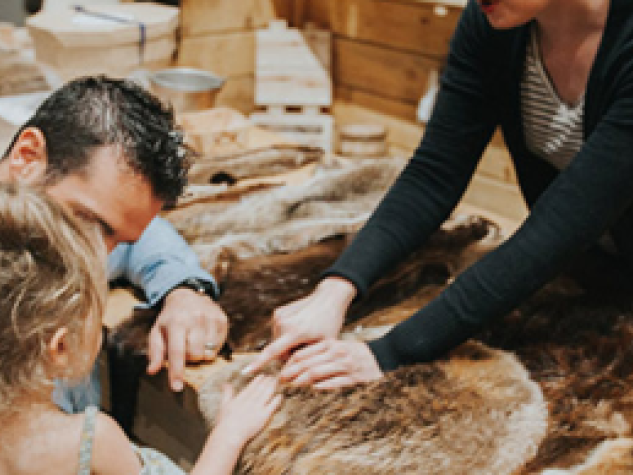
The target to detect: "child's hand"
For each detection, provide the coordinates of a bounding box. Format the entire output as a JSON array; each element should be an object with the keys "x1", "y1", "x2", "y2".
[{"x1": 214, "y1": 375, "x2": 282, "y2": 448}]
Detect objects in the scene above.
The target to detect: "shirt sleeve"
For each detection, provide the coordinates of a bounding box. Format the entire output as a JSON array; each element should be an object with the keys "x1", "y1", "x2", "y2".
[
  {"x1": 107, "y1": 216, "x2": 219, "y2": 308},
  {"x1": 367, "y1": 17, "x2": 633, "y2": 368},
  {"x1": 323, "y1": 1, "x2": 501, "y2": 298}
]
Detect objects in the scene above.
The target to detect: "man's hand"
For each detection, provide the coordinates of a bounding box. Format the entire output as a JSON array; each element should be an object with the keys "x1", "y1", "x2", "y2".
[
  {"x1": 147, "y1": 287, "x2": 229, "y2": 391},
  {"x1": 243, "y1": 277, "x2": 356, "y2": 375},
  {"x1": 280, "y1": 339, "x2": 383, "y2": 390}
]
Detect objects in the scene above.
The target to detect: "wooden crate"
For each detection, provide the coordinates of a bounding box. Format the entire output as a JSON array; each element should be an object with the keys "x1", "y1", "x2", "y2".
[
  {"x1": 180, "y1": 0, "x2": 277, "y2": 37},
  {"x1": 178, "y1": 30, "x2": 255, "y2": 78},
  {"x1": 27, "y1": 3, "x2": 178, "y2": 81},
  {"x1": 329, "y1": 0, "x2": 463, "y2": 57}
]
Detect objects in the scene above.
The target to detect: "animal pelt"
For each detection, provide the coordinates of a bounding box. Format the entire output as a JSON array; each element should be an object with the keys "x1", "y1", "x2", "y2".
[
  {"x1": 541, "y1": 438, "x2": 633, "y2": 475},
  {"x1": 188, "y1": 144, "x2": 324, "y2": 185},
  {"x1": 167, "y1": 157, "x2": 409, "y2": 272},
  {"x1": 198, "y1": 341, "x2": 547, "y2": 475},
  {"x1": 218, "y1": 214, "x2": 500, "y2": 352},
  {"x1": 476, "y1": 253, "x2": 633, "y2": 473}
]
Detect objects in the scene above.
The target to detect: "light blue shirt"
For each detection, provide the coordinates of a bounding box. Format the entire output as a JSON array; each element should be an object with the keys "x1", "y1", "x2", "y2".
[
  {"x1": 54, "y1": 216, "x2": 218, "y2": 413},
  {"x1": 108, "y1": 216, "x2": 219, "y2": 306}
]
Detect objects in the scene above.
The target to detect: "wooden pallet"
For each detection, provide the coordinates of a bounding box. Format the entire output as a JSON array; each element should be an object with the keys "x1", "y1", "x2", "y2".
[
  {"x1": 255, "y1": 19, "x2": 331, "y2": 108},
  {"x1": 250, "y1": 105, "x2": 333, "y2": 152}
]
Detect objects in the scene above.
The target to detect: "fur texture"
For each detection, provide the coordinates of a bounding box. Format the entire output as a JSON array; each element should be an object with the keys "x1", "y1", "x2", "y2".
[
  {"x1": 188, "y1": 144, "x2": 324, "y2": 185},
  {"x1": 167, "y1": 158, "x2": 408, "y2": 272},
  {"x1": 541, "y1": 438, "x2": 633, "y2": 474},
  {"x1": 198, "y1": 341, "x2": 547, "y2": 475},
  {"x1": 111, "y1": 152, "x2": 633, "y2": 473}
]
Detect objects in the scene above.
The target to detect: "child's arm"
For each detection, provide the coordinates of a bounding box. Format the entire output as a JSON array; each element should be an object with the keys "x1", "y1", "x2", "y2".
[{"x1": 191, "y1": 375, "x2": 282, "y2": 475}]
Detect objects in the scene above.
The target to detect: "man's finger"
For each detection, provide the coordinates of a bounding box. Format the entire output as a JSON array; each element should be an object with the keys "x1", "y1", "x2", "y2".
[
  {"x1": 147, "y1": 326, "x2": 166, "y2": 375},
  {"x1": 186, "y1": 326, "x2": 207, "y2": 361},
  {"x1": 166, "y1": 326, "x2": 187, "y2": 392},
  {"x1": 242, "y1": 333, "x2": 301, "y2": 375}
]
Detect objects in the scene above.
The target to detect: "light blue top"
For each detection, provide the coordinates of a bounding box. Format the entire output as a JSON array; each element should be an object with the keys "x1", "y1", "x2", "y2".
[
  {"x1": 78, "y1": 405, "x2": 186, "y2": 475},
  {"x1": 108, "y1": 216, "x2": 219, "y2": 307}
]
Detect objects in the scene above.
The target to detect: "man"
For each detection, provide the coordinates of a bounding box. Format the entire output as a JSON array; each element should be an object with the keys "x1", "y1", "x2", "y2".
[{"x1": 0, "y1": 76, "x2": 228, "y2": 410}]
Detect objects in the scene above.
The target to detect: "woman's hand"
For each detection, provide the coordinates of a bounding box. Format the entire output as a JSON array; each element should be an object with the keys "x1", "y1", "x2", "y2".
[
  {"x1": 243, "y1": 277, "x2": 357, "y2": 375},
  {"x1": 280, "y1": 339, "x2": 383, "y2": 390},
  {"x1": 214, "y1": 375, "x2": 282, "y2": 448}
]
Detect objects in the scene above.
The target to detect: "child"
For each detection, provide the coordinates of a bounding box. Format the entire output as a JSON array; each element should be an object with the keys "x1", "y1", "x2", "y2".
[{"x1": 0, "y1": 183, "x2": 282, "y2": 475}]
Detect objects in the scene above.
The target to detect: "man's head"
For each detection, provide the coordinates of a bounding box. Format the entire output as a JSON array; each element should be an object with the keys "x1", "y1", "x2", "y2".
[{"x1": 0, "y1": 76, "x2": 191, "y2": 250}]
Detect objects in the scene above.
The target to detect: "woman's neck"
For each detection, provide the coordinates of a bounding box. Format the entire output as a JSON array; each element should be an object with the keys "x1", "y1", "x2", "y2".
[{"x1": 536, "y1": 0, "x2": 609, "y2": 46}]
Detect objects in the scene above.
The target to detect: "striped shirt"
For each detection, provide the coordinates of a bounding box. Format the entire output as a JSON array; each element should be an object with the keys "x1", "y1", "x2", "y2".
[
  {"x1": 521, "y1": 27, "x2": 617, "y2": 253},
  {"x1": 521, "y1": 25, "x2": 584, "y2": 170}
]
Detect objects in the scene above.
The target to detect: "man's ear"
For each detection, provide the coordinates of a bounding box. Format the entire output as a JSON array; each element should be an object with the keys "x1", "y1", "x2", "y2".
[
  {"x1": 5, "y1": 127, "x2": 48, "y2": 184},
  {"x1": 48, "y1": 327, "x2": 71, "y2": 375}
]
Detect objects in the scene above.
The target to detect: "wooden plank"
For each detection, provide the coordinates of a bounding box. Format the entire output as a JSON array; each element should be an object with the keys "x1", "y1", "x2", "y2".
[
  {"x1": 303, "y1": 23, "x2": 332, "y2": 72},
  {"x1": 272, "y1": 0, "x2": 295, "y2": 24},
  {"x1": 333, "y1": 99, "x2": 508, "y2": 153},
  {"x1": 330, "y1": 0, "x2": 462, "y2": 57},
  {"x1": 335, "y1": 84, "x2": 418, "y2": 122},
  {"x1": 256, "y1": 20, "x2": 332, "y2": 107},
  {"x1": 215, "y1": 74, "x2": 255, "y2": 115},
  {"x1": 333, "y1": 100, "x2": 424, "y2": 152},
  {"x1": 475, "y1": 145, "x2": 518, "y2": 185},
  {"x1": 180, "y1": 0, "x2": 277, "y2": 37},
  {"x1": 250, "y1": 108, "x2": 334, "y2": 152},
  {"x1": 334, "y1": 37, "x2": 442, "y2": 104},
  {"x1": 178, "y1": 30, "x2": 255, "y2": 78},
  {"x1": 304, "y1": 0, "x2": 333, "y2": 28},
  {"x1": 461, "y1": 173, "x2": 528, "y2": 224}
]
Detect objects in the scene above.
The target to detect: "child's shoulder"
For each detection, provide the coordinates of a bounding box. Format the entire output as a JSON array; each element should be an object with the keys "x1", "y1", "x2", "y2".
[
  {"x1": 0, "y1": 410, "x2": 86, "y2": 475},
  {"x1": 91, "y1": 411, "x2": 143, "y2": 475}
]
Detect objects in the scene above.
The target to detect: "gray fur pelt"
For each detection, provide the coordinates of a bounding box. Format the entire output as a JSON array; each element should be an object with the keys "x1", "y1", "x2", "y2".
[{"x1": 167, "y1": 158, "x2": 408, "y2": 271}]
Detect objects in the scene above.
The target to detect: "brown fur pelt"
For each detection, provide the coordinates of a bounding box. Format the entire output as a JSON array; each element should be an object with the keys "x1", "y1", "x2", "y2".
[
  {"x1": 167, "y1": 158, "x2": 409, "y2": 272},
  {"x1": 107, "y1": 214, "x2": 500, "y2": 354},
  {"x1": 475, "y1": 254, "x2": 633, "y2": 473},
  {"x1": 219, "y1": 214, "x2": 500, "y2": 352},
  {"x1": 198, "y1": 341, "x2": 547, "y2": 475},
  {"x1": 540, "y1": 438, "x2": 633, "y2": 474}
]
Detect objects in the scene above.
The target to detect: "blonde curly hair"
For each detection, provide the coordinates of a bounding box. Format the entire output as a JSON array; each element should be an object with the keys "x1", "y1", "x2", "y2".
[{"x1": 0, "y1": 183, "x2": 106, "y2": 411}]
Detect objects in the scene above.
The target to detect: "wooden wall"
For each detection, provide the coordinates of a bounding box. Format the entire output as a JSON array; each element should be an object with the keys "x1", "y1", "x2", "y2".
[{"x1": 177, "y1": 0, "x2": 528, "y2": 225}]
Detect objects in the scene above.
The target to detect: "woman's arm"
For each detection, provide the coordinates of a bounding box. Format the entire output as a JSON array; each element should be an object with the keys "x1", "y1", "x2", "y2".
[{"x1": 370, "y1": 80, "x2": 633, "y2": 369}]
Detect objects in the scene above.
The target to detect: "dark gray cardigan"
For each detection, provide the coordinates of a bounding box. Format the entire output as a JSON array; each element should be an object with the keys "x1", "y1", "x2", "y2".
[{"x1": 325, "y1": 0, "x2": 633, "y2": 369}]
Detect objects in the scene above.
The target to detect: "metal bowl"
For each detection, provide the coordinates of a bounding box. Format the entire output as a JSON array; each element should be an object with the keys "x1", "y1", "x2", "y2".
[{"x1": 149, "y1": 67, "x2": 225, "y2": 113}]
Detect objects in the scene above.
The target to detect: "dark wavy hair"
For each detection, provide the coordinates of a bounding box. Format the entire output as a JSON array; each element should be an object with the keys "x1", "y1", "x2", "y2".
[{"x1": 4, "y1": 76, "x2": 190, "y2": 205}]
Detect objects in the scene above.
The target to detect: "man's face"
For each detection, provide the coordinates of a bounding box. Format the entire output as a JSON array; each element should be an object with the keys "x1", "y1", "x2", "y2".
[{"x1": 45, "y1": 146, "x2": 164, "y2": 252}]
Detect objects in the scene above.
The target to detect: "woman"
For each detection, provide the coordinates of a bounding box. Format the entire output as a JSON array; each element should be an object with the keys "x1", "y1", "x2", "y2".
[{"x1": 245, "y1": 0, "x2": 633, "y2": 389}]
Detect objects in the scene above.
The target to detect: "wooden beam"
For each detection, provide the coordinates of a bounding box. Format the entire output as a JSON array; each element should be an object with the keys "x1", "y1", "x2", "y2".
[{"x1": 330, "y1": 0, "x2": 462, "y2": 57}]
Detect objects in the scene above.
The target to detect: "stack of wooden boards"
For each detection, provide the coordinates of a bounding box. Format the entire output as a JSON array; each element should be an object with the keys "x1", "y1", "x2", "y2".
[
  {"x1": 177, "y1": 0, "x2": 279, "y2": 114},
  {"x1": 249, "y1": 19, "x2": 334, "y2": 152}
]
